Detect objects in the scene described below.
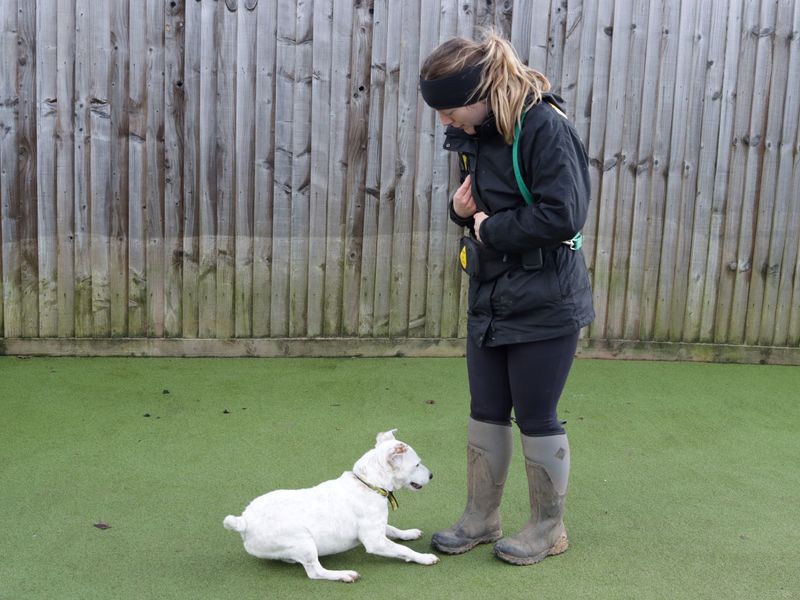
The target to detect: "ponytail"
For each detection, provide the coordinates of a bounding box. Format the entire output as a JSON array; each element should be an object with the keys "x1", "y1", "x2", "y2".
[
  {"x1": 476, "y1": 30, "x2": 550, "y2": 144},
  {"x1": 420, "y1": 30, "x2": 550, "y2": 144}
]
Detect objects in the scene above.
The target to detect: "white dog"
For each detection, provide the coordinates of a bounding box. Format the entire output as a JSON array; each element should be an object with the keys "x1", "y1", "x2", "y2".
[{"x1": 223, "y1": 429, "x2": 438, "y2": 582}]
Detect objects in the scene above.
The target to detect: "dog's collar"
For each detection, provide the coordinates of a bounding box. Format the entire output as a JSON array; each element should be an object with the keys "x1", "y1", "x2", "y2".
[{"x1": 353, "y1": 473, "x2": 399, "y2": 511}]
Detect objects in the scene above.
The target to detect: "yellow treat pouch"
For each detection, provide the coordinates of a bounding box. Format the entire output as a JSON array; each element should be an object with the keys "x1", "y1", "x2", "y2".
[{"x1": 459, "y1": 236, "x2": 514, "y2": 282}]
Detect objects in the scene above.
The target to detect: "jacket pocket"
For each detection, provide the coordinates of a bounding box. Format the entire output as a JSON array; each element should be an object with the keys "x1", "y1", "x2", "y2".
[
  {"x1": 490, "y1": 264, "x2": 560, "y2": 317},
  {"x1": 555, "y1": 248, "x2": 591, "y2": 299}
]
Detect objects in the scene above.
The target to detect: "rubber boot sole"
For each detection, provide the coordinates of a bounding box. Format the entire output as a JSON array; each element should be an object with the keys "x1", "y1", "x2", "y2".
[
  {"x1": 431, "y1": 531, "x2": 503, "y2": 555},
  {"x1": 493, "y1": 532, "x2": 569, "y2": 565}
]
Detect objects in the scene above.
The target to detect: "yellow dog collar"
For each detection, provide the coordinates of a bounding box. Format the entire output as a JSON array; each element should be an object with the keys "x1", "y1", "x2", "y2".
[{"x1": 353, "y1": 473, "x2": 398, "y2": 511}]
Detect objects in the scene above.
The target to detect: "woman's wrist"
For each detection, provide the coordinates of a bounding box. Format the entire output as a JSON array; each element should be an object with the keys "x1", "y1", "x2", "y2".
[{"x1": 449, "y1": 200, "x2": 474, "y2": 226}]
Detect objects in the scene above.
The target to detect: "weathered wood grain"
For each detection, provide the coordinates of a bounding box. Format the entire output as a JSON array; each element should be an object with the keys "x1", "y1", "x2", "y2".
[
  {"x1": 36, "y1": 0, "x2": 58, "y2": 336},
  {"x1": 165, "y1": 0, "x2": 186, "y2": 337},
  {"x1": 1, "y1": 0, "x2": 799, "y2": 359}
]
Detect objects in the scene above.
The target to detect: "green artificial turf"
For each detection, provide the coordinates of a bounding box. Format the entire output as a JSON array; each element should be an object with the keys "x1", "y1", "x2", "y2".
[{"x1": 1, "y1": 356, "x2": 798, "y2": 600}]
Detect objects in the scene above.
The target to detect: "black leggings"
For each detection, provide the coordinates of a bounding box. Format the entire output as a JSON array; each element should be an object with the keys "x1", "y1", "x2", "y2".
[{"x1": 466, "y1": 331, "x2": 579, "y2": 436}]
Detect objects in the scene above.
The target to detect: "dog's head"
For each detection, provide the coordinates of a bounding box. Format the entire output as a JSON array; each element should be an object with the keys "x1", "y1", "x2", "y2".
[{"x1": 353, "y1": 429, "x2": 433, "y2": 492}]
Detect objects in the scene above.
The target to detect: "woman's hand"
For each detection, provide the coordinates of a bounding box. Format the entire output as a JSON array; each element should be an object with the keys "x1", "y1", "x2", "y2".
[
  {"x1": 453, "y1": 175, "x2": 477, "y2": 219},
  {"x1": 473, "y1": 211, "x2": 489, "y2": 242}
]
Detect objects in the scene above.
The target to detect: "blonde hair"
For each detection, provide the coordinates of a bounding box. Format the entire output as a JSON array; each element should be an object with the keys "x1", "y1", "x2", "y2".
[{"x1": 420, "y1": 30, "x2": 550, "y2": 144}]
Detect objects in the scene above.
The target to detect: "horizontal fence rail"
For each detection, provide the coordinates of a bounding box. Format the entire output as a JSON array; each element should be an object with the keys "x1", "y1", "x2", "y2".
[{"x1": 0, "y1": 0, "x2": 799, "y2": 362}]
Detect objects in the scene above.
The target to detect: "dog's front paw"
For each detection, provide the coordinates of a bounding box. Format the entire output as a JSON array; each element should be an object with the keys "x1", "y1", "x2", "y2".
[
  {"x1": 339, "y1": 570, "x2": 360, "y2": 583},
  {"x1": 401, "y1": 528, "x2": 423, "y2": 540},
  {"x1": 417, "y1": 553, "x2": 439, "y2": 565}
]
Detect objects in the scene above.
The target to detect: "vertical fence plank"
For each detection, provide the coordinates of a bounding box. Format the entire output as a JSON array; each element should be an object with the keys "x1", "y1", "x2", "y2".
[
  {"x1": 584, "y1": 0, "x2": 614, "y2": 338},
  {"x1": 145, "y1": 0, "x2": 165, "y2": 337},
  {"x1": 270, "y1": 0, "x2": 295, "y2": 337},
  {"x1": 602, "y1": 0, "x2": 639, "y2": 339},
  {"x1": 372, "y1": 0, "x2": 401, "y2": 336},
  {"x1": 572, "y1": 0, "x2": 597, "y2": 144},
  {"x1": 389, "y1": 0, "x2": 421, "y2": 336},
  {"x1": 289, "y1": 0, "x2": 312, "y2": 336},
  {"x1": 701, "y1": 0, "x2": 742, "y2": 341},
  {"x1": 306, "y1": 0, "x2": 333, "y2": 336},
  {"x1": 725, "y1": 0, "x2": 770, "y2": 343},
  {"x1": 36, "y1": 0, "x2": 58, "y2": 336},
  {"x1": 510, "y1": 0, "x2": 533, "y2": 64},
  {"x1": 234, "y1": 3, "x2": 256, "y2": 338},
  {"x1": 559, "y1": 0, "x2": 584, "y2": 121},
  {"x1": 640, "y1": 1, "x2": 680, "y2": 340},
  {"x1": 89, "y1": 1, "x2": 112, "y2": 336},
  {"x1": 321, "y1": 0, "x2": 353, "y2": 335},
  {"x1": 475, "y1": 0, "x2": 494, "y2": 31},
  {"x1": 716, "y1": 0, "x2": 756, "y2": 344},
  {"x1": 544, "y1": 0, "x2": 565, "y2": 92},
  {"x1": 128, "y1": 0, "x2": 148, "y2": 336},
  {"x1": 165, "y1": 0, "x2": 185, "y2": 337},
  {"x1": 110, "y1": 0, "x2": 129, "y2": 337},
  {"x1": 426, "y1": 0, "x2": 462, "y2": 339},
  {"x1": 684, "y1": 0, "x2": 727, "y2": 341},
  {"x1": 407, "y1": 0, "x2": 436, "y2": 337},
  {"x1": 17, "y1": 0, "x2": 38, "y2": 336},
  {"x1": 341, "y1": 0, "x2": 374, "y2": 335},
  {"x1": 787, "y1": 113, "x2": 800, "y2": 345},
  {"x1": 215, "y1": 4, "x2": 236, "y2": 338},
  {"x1": 527, "y1": 0, "x2": 550, "y2": 72},
  {"x1": 653, "y1": 0, "x2": 698, "y2": 340},
  {"x1": 651, "y1": 0, "x2": 697, "y2": 340},
  {"x1": 736, "y1": 1, "x2": 777, "y2": 344},
  {"x1": 182, "y1": 0, "x2": 201, "y2": 337},
  {"x1": 0, "y1": 0, "x2": 20, "y2": 337},
  {"x1": 771, "y1": 1, "x2": 800, "y2": 346},
  {"x1": 749, "y1": 0, "x2": 791, "y2": 344},
  {"x1": 55, "y1": 0, "x2": 76, "y2": 337},
  {"x1": 214, "y1": 4, "x2": 236, "y2": 339},
  {"x1": 623, "y1": 0, "x2": 660, "y2": 340},
  {"x1": 567, "y1": 0, "x2": 597, "y2": 339},
  {"x1": 608, "y1": 0, "x2": 648, "y2": 339},
  {"x1": 669, "y1": 0, "x2": 712, "y2": 340},
  {"x1": 198, "y1": 0, "x2": 218, "y2": 337},
  {"x1": 73, "y1": 0, "x2": 93, "y2": 336},
  {"x1": 423, "y1": 1, "x2": 448, "y2": 339},
  {"x1": 252, "y1": 0, "x2": 277, "y2": 336},
  {"x1": 494, "y1": 0, "x2": 513, "y2": 38},
  {"x1": 360, "y1": 0, "x2": 388, "y2": 336}
]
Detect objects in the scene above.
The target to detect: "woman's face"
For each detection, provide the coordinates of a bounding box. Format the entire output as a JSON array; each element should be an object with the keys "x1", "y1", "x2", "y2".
[{"x1": 436, "y1": 101, "x2": 489, "y2": 134}]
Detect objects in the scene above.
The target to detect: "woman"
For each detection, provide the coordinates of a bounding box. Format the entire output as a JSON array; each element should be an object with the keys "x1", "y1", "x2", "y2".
[{"x1": 418, "y1": 31, "x2": 594, "y2": 565}]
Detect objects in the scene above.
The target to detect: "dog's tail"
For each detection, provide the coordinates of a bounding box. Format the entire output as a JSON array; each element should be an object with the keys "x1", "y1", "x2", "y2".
[{"x1": 223, "y1": 515, "x2": 247, "y2": 533}]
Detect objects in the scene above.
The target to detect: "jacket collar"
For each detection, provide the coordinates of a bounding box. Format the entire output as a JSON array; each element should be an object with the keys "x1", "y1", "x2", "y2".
[
  {"x1": 444, "y1": 112, "x2": 499, "y2": 141},
  {"x1": 442, "y1": 93, "x2": 567, "y2": 150}
]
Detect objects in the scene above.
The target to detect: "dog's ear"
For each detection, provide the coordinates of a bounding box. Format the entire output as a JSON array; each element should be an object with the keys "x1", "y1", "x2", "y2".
[
  {"x1": 387, "y1": 442, "x2": 408, "y2": 467},
  {"x1": 375, "y1": 429, "x2": 398, "y2": 445}
]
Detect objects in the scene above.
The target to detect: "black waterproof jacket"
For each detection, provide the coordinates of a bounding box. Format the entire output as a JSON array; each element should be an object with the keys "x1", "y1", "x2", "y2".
[{"x1": 444, "y1": 93, "x2": 595, "y2": 347}]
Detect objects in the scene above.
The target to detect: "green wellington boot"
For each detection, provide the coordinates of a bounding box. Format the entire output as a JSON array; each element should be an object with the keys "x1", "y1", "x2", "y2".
[
  {"x1": 431, "y1": 418, "x2": 513, "y2": 554},
  {"x1": 494, "y1": 433, "x2": 570, "y2": 565}
]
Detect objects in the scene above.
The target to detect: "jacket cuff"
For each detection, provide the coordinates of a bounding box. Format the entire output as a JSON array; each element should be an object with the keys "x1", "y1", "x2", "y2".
[
  {"x1": 479, "y1": 216, "x2": 496, "y2": 249},
  {"x1": 449, "y1": 200, "x2": 474, "y2": 228}
]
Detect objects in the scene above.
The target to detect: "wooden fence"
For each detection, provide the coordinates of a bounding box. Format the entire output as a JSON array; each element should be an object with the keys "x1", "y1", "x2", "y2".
[{"x1": 1, "y1": 0, "x2": 799, "y2": 362}]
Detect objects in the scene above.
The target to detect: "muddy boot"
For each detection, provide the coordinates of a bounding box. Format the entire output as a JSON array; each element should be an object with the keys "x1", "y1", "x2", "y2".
[
  {"x1": 494, "y1": 433, "x2": 570, "y2": 565},
  {"x1": 431, "y1": 418, "x2": 513, "y2": 554}
]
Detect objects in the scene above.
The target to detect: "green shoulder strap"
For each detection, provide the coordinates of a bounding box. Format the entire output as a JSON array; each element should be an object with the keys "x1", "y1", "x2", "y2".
[
  {"x1": 512, "y1": 102, "x2": 583, "y2": 251},
  {"x1": 512, "y1": 111, "x2": 533, "y2": 205}
]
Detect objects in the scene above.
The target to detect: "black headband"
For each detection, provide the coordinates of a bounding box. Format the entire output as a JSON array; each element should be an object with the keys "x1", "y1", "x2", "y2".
[{"x1": 419, "y1": 63, "x2": 484, "y2": 110}]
